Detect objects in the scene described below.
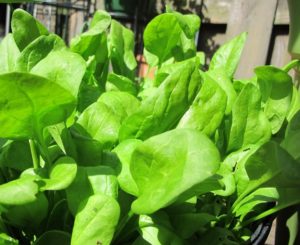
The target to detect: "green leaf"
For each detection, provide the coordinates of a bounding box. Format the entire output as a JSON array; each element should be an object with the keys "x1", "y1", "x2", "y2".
[
  {"x1": 15, "y1": 34, "x2": 65, "y2": 72},
  {"x1": 0, "y1": 140, "x2": 32, "y2": 171},
  {"x1": 170, "y1": 213, "x2": 215, "y2": 239},
  {"x1": 0, "y1": 34, "x2": 20, "y2": 73},
  {"x1": 85, "y1": 166, "x2": 118, "y2": 199},
  {"x1": 281, "y1": 111, "x2": 300, "y2": 159},
  {"x1": 2, "y1": 193, "x2": 48, "y2": 232},
  {"x1": 109, "y1": 20, "x2": 137, "y2": 80},
  {"x1": 134, "y1": 212, "x2": 184, "y2": 245},
  {"x1": 206, "y1": 69, "x2": 237, "y2": 115},
  {"x1": 119, "y1": 60, "x2": 201, "y2": 141},
  {"x1": 177, "y1": 72, "x2": 226, "y2": 137},
  {"x1": 143, "y1": 13, "x2": 182, "y2": 66},
  {"x1": 227, "y1": 83, "x2": 271, "y2": 152},
  {"x1": 66, "y1": 167, "x2": 93, "y2": 215},
  {"x1": 0, "y1": 177, "x2": 38, "y2": 205},
  {"x1": 198, "y1": 227, "x2": 239, "y2": 245},
  {"x1": 39, "y1": 156, "x2": 77, "y2": 191},
  {"x1": 11, "y1": 9, "x2": 49, "y2": 51},
  {"x1": 31, "y1": 50, "x2": 86, "y2": 97},
  {"x1": 97, "y1": 91, "x2": 140, "y2": 119},
  {"x1": 71, "y1": 10, "x2": 111, "y2": 60},
  {"x1": 0, "y1": 233, "x2": 18, "y2": 244},
  {"x1": 106, "y1": 73, "x2": 137, "y2": 95},
  {"x1": 209, "y1": 32, "x2": 247, "y2": 78},
  {"x1": 255, "y1": 66, "x2": 293, "y2": 133},
  {"x1": 113, "y1": 139, "x2": 141, "y2": 196},
  {"x1": 0, "y1": 72, "x2": 76, "y2": 139},
  {"x1": 77, "y1": 101, "x2": 121, "y2": 149},
  {"x1": 235, "y1": 141, "x2": 300, "y2": 207},
  {"x1": 35, "y1": 231, "x2": 71, "y2": 245},
  {"x1": 71, "y1": 194, "x2": 120, "y2": 245},
  {"x1": 131, "y1": 128, "x2": 220, "y2": 214}
]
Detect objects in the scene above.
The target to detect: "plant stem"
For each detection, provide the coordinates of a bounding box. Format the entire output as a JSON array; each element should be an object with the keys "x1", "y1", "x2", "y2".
[
  {"x1": 29, "y1": 139, "x2": 39, "y2": 169},
  {"x1": 113, "y1": 210, "x2": 134, "y2": 241}
]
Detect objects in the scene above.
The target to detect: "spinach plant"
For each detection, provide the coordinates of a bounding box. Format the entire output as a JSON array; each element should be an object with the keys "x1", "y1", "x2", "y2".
[{"x1": 0, "y1": 7, "x2": 300, "y2": 245}]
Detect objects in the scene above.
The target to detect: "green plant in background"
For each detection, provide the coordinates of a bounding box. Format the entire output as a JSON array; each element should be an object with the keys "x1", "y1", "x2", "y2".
[{"x1": 0, "y1": 7, "x2": 300, "y2": 245}]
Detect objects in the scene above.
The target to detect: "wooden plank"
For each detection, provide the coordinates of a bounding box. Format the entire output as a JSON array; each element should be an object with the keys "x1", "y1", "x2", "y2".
[
  {"x1": 270, "y1": 34, "x2": 290, "y2": 67},
  {"x1": 226, "y1": 0, "x2": 278, "y2": 78},
  {"x1": 166, "y1": 0, "x2": 288, "y2": 25}
]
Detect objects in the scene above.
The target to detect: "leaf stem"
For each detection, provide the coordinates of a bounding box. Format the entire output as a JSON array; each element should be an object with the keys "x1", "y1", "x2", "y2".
[
  {"x1": 29, "y1": 139, "x2": 39, "y2": 169},
  {"x1": 113, "y1": 210, "x2": 134, "y2": 241}
]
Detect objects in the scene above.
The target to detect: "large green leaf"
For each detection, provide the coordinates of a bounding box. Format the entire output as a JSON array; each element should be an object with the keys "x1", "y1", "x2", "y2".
[
  {"x1": 31, "y1": 50, "x2": 86, "y2": 97},
  {"x1": 119, "y1": 60, "x2": 201, "y2": 141},
  {"x1": 109, "y1": 20, "x2": 137, "y2": 80},
  {"x1": 71, "y1": 194, "x2": 120, "y2": 245},
  {"x1": 0, "y1": 72, "x2": 76, "y2": 139},
  {"x1": 227, "y1": 83, "x2": 271, "y2": 152},
  {"x1": 177, "y1": 72, "x2": 226, "y2": 137},
  {"x1": 131, "y1": 128, "x2": 220, "y2": 214},
  {"x1": 209, "y1": 32, "x2": 247, "y2": 78},
  {"x1": 255, "y1": 66, "x2": 293, "y2": 133},
  {"x1": 0, "y1": 34, "x2": 20, "y2": 73},
  {"x1": 15, "y1": 34, "x2": 65, "y2": 72},
  {"x1": 11, "y1": 9, "x2": 49, "y2": 51},
  {"x1": 0, "y1": 177, "x2": 38, "y2": 205}
]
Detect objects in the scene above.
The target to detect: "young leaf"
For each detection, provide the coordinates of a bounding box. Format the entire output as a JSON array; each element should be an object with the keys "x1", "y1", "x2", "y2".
[
  {"x1": 109, "y1": 20, "x2": 137, "y2": 80},
  {"x1": 0, "y1": 34, "x2": 20, "y2": 73},
  {"x1": 106, "y1": 73, "x2": 137, "y2": 95},
  {"x1": 131, "y1": 128, "x2": 220, "y2": 214},
  {"x1": 143, "y1": 13, "x2": 182, "y2": 66},
  {"x1": 209, "y1": 32, "x2": 247, "y2": 78},
  {"x1": 0, "y1": 233, "x2": 18, "y2": 244},
  {"x1": 71, "y1": 10, "x2": 111, "y2": 60},
  {"x1": 16, "y1": 34, "x2": 65, "y2": 72},
  {"x1": 11, "y1": 9, "x2": 49, "y2": 51},
  {"x1": 227, "y1": 83, "x2": 271, "y2": 152},
  {"x1": 71, "y1": 194, "x2": 120, "y2": 245},
  {"x1": 39, "y1": 156, "x2": 77, "y2": 191},
  {"x1": 177, "y1": 72, "x2": 227, "y2": 137},
  {"x1": 119, "y1": 60, "x2": 201, "y2": 141},
  {"x1": 0, "y1": 73, "x2": 76, "y2": 139},
  {"x1": 255, "y1": 66, "x2": 293, "y2": 133}
]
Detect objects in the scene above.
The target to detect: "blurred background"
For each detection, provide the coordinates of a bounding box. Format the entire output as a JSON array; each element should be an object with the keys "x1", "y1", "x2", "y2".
[{"x1": 0, "y1": 0, "x2": 291, "y2": 79}]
